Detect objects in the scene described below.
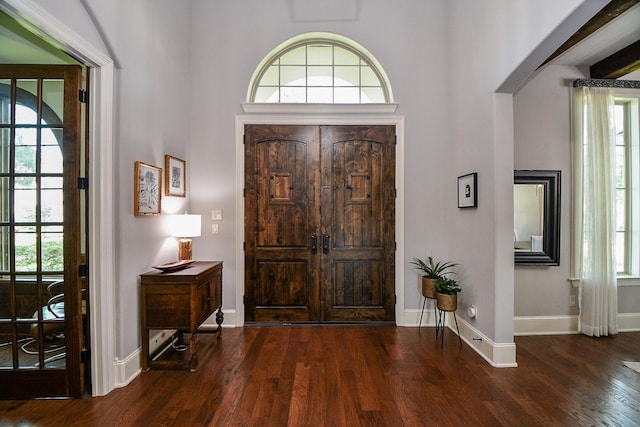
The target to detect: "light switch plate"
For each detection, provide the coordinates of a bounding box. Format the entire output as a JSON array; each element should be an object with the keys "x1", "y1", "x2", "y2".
[
  {"x1": 211, "y1": 224, "x2": 219, "y2": 235},
  {"x1": 211, "y1": 210, "x2": 222, "y2": 221}
]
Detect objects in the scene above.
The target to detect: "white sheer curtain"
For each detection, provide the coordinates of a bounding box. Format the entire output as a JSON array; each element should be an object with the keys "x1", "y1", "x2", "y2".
[{"x1": 571, "y1": 86, "x2": 618, "y2": 337}]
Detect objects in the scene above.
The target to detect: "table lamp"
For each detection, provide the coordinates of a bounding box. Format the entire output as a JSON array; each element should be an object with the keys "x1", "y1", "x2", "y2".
[{"x1": 170, "y1": 213, "x2": 202, "y2": 260}]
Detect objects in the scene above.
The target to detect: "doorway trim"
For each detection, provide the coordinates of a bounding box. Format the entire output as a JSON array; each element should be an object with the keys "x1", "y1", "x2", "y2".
[
  {"x1": 235, "y1": 113, "x2": 405, "y2": 326},
  {"x1": 0, "y1": 0, "x2": 116, "y2": 396}
]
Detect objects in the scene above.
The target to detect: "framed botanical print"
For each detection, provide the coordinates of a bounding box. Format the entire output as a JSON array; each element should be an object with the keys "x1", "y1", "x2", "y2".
[
  {"x1": 165, "y1": 155, "x2": 186, "y2": 197},
  {"x1": 134, "y1": 161, "x2": 162, "y2": 216}
]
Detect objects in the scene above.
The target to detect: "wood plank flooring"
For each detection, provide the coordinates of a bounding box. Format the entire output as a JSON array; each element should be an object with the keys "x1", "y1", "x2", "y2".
[{"x1": 1, "y1": 326, "x2": 639, "y2": 426}]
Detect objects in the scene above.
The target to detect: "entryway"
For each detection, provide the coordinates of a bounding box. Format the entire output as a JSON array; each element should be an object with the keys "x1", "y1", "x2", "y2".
[
  {"x1": 244, "y1": 124, "x2": 396, "y2": 323},
  {"x1": 0, "y1": 64, "x2": 88, "y2": 398}
]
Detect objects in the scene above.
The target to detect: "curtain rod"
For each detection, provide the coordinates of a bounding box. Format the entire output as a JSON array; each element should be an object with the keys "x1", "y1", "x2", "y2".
[{"x1": 573, "y1": 79, "x2": 640, "y2": 88}]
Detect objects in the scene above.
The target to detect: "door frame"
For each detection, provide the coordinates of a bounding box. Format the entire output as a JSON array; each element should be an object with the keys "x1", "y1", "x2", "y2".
[
  {"x1": 0, "y1": 0, "x2": 117, "y2": 396},
  {"x1": 235, "y1": 112, "x2": 405, "y2": 326}
]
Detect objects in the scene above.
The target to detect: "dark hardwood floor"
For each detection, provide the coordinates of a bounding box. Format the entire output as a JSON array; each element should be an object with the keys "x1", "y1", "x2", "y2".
[{"x1": 1, "y1": 326, "x2": 639, "y2": 426}]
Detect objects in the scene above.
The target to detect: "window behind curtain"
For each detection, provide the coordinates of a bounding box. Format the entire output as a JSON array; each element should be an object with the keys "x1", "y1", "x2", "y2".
[{"x1": 615, "y1": 96, "x2": 640, "y2": 276}]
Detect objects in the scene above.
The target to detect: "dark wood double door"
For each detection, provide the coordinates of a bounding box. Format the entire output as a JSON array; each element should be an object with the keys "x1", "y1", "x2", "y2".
[{"x1": 244, "y1": 125, "x2": 395, "y2": 323}]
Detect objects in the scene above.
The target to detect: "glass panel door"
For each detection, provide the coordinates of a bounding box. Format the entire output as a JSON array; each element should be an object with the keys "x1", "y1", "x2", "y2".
[{"x1": 0, "y1": 65, "x2": 84, "y2": 399}]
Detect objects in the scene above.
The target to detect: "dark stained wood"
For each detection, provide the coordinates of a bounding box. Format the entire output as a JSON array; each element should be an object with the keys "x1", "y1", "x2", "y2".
[
  {"x1": 0, "y1": 65, "x2": 85, "y2": 399},
  {"x1": 139, "y1": 261, "x2": 223, "y2": 372},
  {"x1": 244, "y1": 125, "x2": 396, "y2": 323},
  {"x1": 1, "y1": 328, "x2": 639, "y2": 426},
  {"x1": 590, "y1": 39, "x2": 640, "y2": 78},
  {"x1": 244, "y1": 125, "x2": 321, "y2": 322},
  {"x1": 321, "y1": 125, "x2": 396, "y2": 322},
  {"x1": 542, "y1": 0, "x2": 640, "y2": 67}
]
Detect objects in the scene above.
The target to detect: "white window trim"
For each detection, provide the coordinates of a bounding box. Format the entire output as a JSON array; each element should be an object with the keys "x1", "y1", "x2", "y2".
[
  {"x1": 246, "y1": 32, "x2": 394, "y2": 104},
  {"x1": 616, "y1": 90, "x2": 640, "y2": 282},
  {"x1": 242, "y1": 102, "x2": 398, "y2": 114}
]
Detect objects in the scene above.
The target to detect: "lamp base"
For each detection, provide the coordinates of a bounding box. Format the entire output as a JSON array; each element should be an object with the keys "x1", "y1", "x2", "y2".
[{"x1": 178, "y1": 239, "x2": 193, "y2": 261}]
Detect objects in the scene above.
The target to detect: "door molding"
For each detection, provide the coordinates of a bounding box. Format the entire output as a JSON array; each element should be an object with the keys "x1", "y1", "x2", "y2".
[
  {"x1": 0, "y1": 0, "x2": 117, "y2": 396},
  {"x1": 235, "y1": 113, "x2": 405, "y2": 326}
]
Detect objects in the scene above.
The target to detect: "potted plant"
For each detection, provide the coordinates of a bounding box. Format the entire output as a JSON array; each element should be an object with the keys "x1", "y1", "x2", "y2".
[
  {"x1": 410, "y1": 256, "x2": 458, "y2": 299},
  {"x1": 434, "y1": 277, "x2": 461, "y2": 311}
]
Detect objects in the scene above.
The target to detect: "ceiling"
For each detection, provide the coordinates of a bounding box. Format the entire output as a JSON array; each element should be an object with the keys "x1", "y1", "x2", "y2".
[
  {"x1": 0, "y1": 3, "x2": 638, "y2": 74},
  {"x1": 545, "y1": 0, "x2": 640, "y2": 78},
  {"x1": 0, "y1": 10, "x2": 79, "y2": 64}
]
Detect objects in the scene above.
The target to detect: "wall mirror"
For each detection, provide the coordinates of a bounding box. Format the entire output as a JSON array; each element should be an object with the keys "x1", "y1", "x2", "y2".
[{"x1": 514, "y1": 170, "x2": 560, "y2": 266}]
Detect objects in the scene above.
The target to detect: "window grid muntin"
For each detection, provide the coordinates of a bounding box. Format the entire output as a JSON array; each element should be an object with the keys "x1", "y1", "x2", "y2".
[
  {"x1": 252, "y1": 39, "x2": 388, "y2": 104},
  {"x1": 0, "y1": 78, "x2": 65, "y2": 278}
]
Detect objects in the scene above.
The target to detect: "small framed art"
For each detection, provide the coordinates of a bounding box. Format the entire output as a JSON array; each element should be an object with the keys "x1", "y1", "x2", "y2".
[
  {"x1": 457, "y1": 172, "x2": 477, "y2": 208},
  {"x1": 165, "y1": 155, "x2": 186, "y2": 197},
  {"x1": 134, "y1": 161, "x2": 162, "y2": 216}
]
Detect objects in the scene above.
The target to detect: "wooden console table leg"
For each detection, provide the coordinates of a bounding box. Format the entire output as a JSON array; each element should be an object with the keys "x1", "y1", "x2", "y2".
[
  {"x1": 141, "y1": 328, "x2": 150, "y2": 372},
  {"x1": 189, "y1": 333, "x2": 200, "y2": 372},
  {"x1": 216, "y1": 308, "x2": 224, "y2": 338}
]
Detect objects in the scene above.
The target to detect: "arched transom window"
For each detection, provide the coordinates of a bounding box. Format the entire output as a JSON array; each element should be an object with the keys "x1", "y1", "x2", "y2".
[{"x1": 249, "y1": 33, "x2": 392, "y2": 104}]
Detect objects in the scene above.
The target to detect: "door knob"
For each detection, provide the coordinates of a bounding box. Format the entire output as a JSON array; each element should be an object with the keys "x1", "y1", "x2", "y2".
[{"x1": 311, "y1": 234, "x2": 318, "y2": 255}]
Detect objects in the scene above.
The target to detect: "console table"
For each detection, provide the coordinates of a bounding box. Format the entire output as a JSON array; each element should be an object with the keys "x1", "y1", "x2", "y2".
[{"x1": 140, "y1": 261, "x2": 223, "y2": 372}]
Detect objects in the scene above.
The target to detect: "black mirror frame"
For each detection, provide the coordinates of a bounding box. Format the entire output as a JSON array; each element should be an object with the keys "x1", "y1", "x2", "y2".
[{"x1": 514, "y1": 170, "x2": 561, "y2": 266}]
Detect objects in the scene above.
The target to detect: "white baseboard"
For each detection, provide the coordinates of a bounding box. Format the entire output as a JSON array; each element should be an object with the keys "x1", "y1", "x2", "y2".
[
  {"x1": 618, "y1": 312, "x2": 640, "y2": 331},
  {"x1": 115, "y1": 309, "x2": 638, "y2": 388},
  {"x1": 402, "y1": 306, "x2": 438, "y2": 327},
  {"x1": 114, "y1": 350, "x2": 141, "y2": 389},
  {"x1": 514, "y1": 312, "x2": 640, "y2": 335},
  {"x1": 514, "y1": 315, "x2": 580, "y2": 336},
  {"x1": 403, "y1": 308, "x2": 517, "y2": 367},
  {"x1": 454, "y1": 315, "x2": 517, "y2": 368},
  {"x1": 114, "y1": 310, "x2": 237, "y2": 388}
]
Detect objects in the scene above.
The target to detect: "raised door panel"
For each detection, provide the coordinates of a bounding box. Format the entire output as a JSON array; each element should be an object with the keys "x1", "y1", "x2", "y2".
[
  {"x1": 321, "y1": 126, "x2": 395, "y2": 322},
  {"x1": 244, "y1": 125, "x2": 395, "y2": 323},
  {"x1": 245, "y1": 125, "x2": 321, "y2": 322}
]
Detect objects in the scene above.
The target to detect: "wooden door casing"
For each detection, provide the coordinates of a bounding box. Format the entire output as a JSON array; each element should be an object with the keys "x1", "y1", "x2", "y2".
[{"x1": 244, "y1": 125, "x2": 395, "y2": 323}]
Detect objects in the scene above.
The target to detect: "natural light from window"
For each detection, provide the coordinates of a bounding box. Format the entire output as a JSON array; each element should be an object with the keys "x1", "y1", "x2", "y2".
[
  {"x1": 615, "y1": 95, "x2": 640, "y2": 277},
  {"x1": 250, "y1": 35, "x2": 391, "y2": 104}
]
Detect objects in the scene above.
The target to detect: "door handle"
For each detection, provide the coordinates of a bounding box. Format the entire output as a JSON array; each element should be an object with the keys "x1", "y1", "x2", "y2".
[
  {"x1": 311, "y1": 234, "x2": 318, "y2": 255},
  {"x1": 322, "y1": 234, "x2": 330, "y2": 254}
]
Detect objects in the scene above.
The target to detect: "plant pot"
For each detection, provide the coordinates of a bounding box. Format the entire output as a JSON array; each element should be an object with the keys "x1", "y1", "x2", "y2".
[
  {"x1": 436, "y1": 293, "x2": 457, "y2": 312},
  {"x1": 421, "y1": 277, "x2": 437, "y2": 299}
]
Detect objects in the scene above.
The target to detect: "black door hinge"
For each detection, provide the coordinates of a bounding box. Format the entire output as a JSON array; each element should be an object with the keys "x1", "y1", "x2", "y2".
[
  {"x1": 81, "y1": 348, "x2": 90, "y2": 364},
  {"x1": 78, "y1": 264, "x2": 88, "y2": 278},
  {"x1": 79, "y1": 89, "x2": 89, "y2": 103},
  {"x1": 78, "y1": 177, "x2": 88, "y2": 190}
]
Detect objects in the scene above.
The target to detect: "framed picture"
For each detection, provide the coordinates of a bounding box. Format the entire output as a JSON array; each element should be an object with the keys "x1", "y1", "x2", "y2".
[
  {"x1": 457, "y1": 172, "x2": 478, "y2": 208},
  {"x1": 165, "y1": 155, "x2": 186, "y2": 197},
  {"x1": 134, "y1": 161, "x2": 162, "y2": 216}
]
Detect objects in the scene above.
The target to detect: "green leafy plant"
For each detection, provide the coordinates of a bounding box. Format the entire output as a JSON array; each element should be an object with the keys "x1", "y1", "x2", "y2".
[
  {"x1": 410, "y1": 256, "x2": 458, "y2": 279},
  {"x1": 434, "y1": 277, "x2": 461, "y2": 295}
]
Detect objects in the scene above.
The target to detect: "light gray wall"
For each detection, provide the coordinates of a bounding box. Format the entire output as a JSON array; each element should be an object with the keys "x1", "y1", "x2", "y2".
[
  {"x1": 15, "y1": 0, "x2": 606, "y2": 360},
  {"x1": 514, "y1": 64, "x2": 640, "y2": 318},
  {"x1": 447, "y1": 0, "x2": 587, "y2": 342},
  {"x1": 28, "y1": 0, "x2": 193, "y2": 358},
  {"x1": 513, "y1": 64, "x2": 581, "y2": 316},
  {"x1": 188, "y1": 0, "x2": 451, "y2": 313}
]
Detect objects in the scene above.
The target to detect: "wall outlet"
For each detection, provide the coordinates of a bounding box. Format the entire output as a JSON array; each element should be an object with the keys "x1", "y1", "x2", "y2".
[
  {"x1": 149, "y1": 329, "x2": 174, "y2": 355},
  {"x1": 570, "y1": 295, "x2": 577, "y2": 307}
]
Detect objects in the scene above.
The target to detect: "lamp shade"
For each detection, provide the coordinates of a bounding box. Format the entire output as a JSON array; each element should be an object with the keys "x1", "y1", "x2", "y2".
[{"x1": 169, "y1": 214, "x2": 202, "y2": 238}]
